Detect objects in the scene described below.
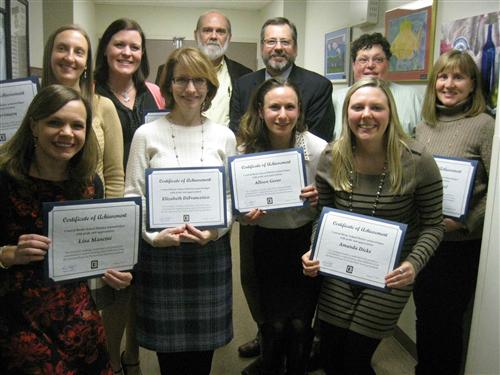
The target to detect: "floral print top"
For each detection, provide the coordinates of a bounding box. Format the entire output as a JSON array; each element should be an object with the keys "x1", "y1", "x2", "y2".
[{"x1": 0, "y1": 171, "x2": 112, "y2": 375}]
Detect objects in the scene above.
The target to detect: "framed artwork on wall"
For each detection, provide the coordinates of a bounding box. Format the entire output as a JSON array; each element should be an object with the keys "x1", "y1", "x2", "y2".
[
  {"x1": 384, "y1": 1, "x2": 436, "y2": 81},
  {"x1": 5, "y1": 0, "x2": 29, "y2": 79},
  {"x1": 324, "y1": 27, "x2": 351, "y2": 82}
]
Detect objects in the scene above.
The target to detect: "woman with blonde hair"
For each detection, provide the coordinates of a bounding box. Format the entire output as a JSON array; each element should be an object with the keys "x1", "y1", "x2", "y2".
[
  {"x1": 414, "y1": 50, "x2": 494, "y2": 375},
  {"x1": 125, "y1": 47, "x2": 236, "y2": 375},
  {"x1": 0, "y1": 85, "x2": 130, "y2": 374},
  {"x1": 302, "y1": 77, "x2": 445, "y2": 375}
]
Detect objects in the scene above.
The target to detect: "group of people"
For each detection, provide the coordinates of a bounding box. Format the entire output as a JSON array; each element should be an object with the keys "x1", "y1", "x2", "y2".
[{"x1": 0, "y1": 9, "x2": 494, "y2": 375}]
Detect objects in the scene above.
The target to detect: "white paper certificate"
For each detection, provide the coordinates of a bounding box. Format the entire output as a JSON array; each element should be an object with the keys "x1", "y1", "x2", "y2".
[
  {"x1": 144, "y1": 110, "x2": 169, "y2": 123},
  {"x1": 146, "y1": 167, "x2": 227, "y2": 230},
  {"x1": 434, "y1": 156, "x2": 478, "y2": 220},
  {"x1": 229, "y1": 148, "x2": 307, "y2": 214},
  {"x1": 0, "y1": 77, "x2": 38, "y2": 144},
  {"x1": 311, "y1": 208, "x2": 407, "y2": 290},
  {"x1": 44, "y1": 198, "x2": 141, "y2": 283}
]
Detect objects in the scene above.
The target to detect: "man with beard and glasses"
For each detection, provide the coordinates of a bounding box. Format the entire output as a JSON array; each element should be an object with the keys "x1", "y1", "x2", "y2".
[
  {"x1": 155, "y1": 11, "x2": 251, "y2": 126},
  {"x1": 231, "y1": 17, "x2": 334, "y2": 375},
  {"x1": 229, "y1": 17, "x2": 335, "y2": 142}
]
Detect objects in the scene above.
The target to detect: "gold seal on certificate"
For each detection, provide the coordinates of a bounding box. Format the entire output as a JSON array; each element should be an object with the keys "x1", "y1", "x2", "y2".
[
  {"x1": 229, "y1": 148, "x2": 307, "y2": 214},
  {"x1": 433, "y1": 156, "x2": 478, "y2": 220},
  {"x1": 146, "y1": 167, "x2": 227, "y2": 230},
  {"x1": 311, "y1": 208, "x2": 407, "y2": 290},
  {"x1": 43, "y1": 197, "x2": 142, "y2": 283}
]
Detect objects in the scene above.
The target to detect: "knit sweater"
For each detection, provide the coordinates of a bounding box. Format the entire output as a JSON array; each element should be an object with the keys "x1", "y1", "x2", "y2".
[
  {"x1": 416, "y1": 107, "x2": 494, "y2": 241},
  {"x1": 315, "y1": 140, "x2": 445, "y2": 338},
  {"x1": 92, "y1": 95, "x2": 124, "y2": 198},
  {"x1": 124, "y1": 116, "x2": 237, "y2": 243}
]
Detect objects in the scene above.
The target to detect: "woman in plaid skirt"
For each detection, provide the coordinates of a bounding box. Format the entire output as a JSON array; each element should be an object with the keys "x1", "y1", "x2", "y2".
[{"x1": 125, "y1": 47, "x2": 236, "y2": 375}]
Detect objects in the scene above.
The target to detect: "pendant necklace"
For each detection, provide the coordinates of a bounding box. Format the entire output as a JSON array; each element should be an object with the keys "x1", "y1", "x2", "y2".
[
  {"x1": 110, "y1": 83, "x2": 134, "y2": 102},
  {"x1": 168, "y1": 115, "x2": 205, "y2": 166},
  {"x1": 348, "y1": 161, "x2": 387, "y2": 216}
]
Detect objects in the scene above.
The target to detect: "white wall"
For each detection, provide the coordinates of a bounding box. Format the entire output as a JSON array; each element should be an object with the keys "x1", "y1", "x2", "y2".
[
  {"x1": 73, "y1": 0, "x2": 97, "y2": 55},
  {"x1": 28, "y1": 0, "x2": 44, "y2": 69},
  {"x1": 465, "y1": 76, "x2": 500, "y2": 375},
  {"x1": 94, "y1": 4, "x2": 261, "y2": 42}
]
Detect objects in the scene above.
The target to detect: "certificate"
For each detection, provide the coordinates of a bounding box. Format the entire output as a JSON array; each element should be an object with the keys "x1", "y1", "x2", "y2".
[
  {"x1": 43, "y1": 197, "x2": 141, "y2": 283},
  {"x1": 0, "y1": 76, "x2": 38, "y2": 144},
  {"x1": 229, "y1": 148, "x2": 307, "y2": 214},
  {"x1": 146, "y1": 166, "x2": 227, "y2": 230},
  {"x1": 311, "y1": 208, "x2": 407, "y2": 290},
  {"x1": 144, "y1": 110, "x2": 169, "y2": 123},
  {"x1": 434, "y1": 156, "x2": 478, "y2": 220}
]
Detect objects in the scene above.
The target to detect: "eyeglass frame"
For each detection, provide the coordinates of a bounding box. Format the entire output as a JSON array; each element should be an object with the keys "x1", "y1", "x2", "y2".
[
  {"x1": 262, "y1": 38, "x2": 294, "y2": 48},
  {"x1": 172, "y1": 76, "x2": 208, "y2": 88},
  {"x1": 354, "y1": 56, "x2": 387, "y2": 66}
]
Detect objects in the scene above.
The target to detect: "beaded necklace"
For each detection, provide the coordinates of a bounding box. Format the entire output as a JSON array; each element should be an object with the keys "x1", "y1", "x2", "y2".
[
  {"x1": 348, "y1": 161, "x2": 387, "y2": 216},
  {"x1": 167, "y1": 115, "x2": 205, "y2": 166}
]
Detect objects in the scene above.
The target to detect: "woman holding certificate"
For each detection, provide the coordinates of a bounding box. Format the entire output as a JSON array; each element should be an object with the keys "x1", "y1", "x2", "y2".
[
  {"x1": 302, "y1": 77, "x2": 445, "y2": 375},
  {"x1": 125, "y1": 47, "x2": 236, "y2": 375},
  {"x1": 0, "y1": 85, "x2": 128, "y2": 373},
  {"x1": 413, "y1": 50, "x2": 494, "y2": 375},
  {"x1": 237, "y1": 79, "x2": 327, "y2": 375},
  {"x1": 42, "y1": 25, "x2": 136, "y2": 374}
]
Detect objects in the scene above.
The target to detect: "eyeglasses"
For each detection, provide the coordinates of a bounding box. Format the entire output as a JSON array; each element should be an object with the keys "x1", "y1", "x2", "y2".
[
  {"x1": 172, "y1": 77, "x2": 207, "y2": 88},
  {"x1": 355, "y1": 56, "x2": 387, "y2": 66},
  {"x1": 263, "y1": 39, "x2": 293, "y2": 48}
]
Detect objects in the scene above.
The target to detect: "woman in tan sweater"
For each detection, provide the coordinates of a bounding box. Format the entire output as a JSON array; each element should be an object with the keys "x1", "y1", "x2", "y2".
[{"x1": 414, "y1": 50, "x2": 494, "y2": 375}]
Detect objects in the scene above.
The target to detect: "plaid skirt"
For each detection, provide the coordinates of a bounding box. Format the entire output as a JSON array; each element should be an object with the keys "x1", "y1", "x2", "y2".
[{"x1": 135, "y1": 234, "x2": 233, "y2": 352}]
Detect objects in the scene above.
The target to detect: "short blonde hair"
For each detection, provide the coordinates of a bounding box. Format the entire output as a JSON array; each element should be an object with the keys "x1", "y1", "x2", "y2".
[
  {"x1": 422, "y1": 50, "x2": 486, "y2": 125},
  {"x1": 159, "y1": 47, "x2": 219, "y2": 112}
]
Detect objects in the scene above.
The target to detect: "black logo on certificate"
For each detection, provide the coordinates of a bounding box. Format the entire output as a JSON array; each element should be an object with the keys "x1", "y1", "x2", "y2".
[
  {"x1": 346, "y1": 265, "x2": 353, "y2": 274},
  {"x1": 91, "y1": 260, "x2": 99, "y2": 269},
  {"x1": 266, "y1": 197, "x2": 273, "y2": 204},
  {"x1": 183, "y1": 214, "x2": 190, "y2": 222}
]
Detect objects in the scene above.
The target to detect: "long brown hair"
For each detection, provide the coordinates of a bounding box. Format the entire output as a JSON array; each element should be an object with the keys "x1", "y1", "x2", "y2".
[
  {"x1": 0, "y1": 85, "x2": 98, "y2": 195},
  {"x1": 238, "y1": 78, "x2": 306, "y2": 153}
]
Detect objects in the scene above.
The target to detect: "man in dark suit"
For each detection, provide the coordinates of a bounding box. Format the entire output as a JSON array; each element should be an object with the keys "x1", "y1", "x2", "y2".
[
  {"x1": 155, "y1": 11, "x2": 251, "y2": 125},
  {"x1": 232, "y1": 17, "x2": 335, "y2": 375},
  {"x1": 229, "y1": 17, "x2": 334, "y2": 142}
]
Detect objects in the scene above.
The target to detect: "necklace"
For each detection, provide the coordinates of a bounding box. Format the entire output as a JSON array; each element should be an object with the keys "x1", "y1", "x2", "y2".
[
  {"x1": 348, "y1": 161, "x2": 387, "y2": 216},
  {"x1": 167, "y1": 115, "x2": 205, "y2": 165},
  {"x1": 109, "y1": 83, "x2": 134, "y2": 102}
]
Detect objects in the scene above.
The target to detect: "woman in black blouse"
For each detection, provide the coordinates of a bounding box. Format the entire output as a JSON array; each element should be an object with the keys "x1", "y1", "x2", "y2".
[
  {"x1": 94, "y1": 17, "x2": 164, "y2": 375},
  {"x1": 94, "y1": 18, "x2": 164, "y2": 167}
]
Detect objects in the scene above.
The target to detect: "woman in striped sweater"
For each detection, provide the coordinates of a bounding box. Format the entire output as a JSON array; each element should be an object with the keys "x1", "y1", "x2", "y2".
[
  {"x1": 414, "y1": 50, "x2": 494, "y2": 375},
  {"x1": 302, "y1": 77, "x2": 445, "y2": 375}
]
